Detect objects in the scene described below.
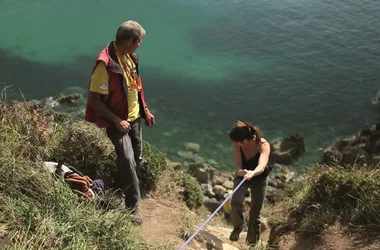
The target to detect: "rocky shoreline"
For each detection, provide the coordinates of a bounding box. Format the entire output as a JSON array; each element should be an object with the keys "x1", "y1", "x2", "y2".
[
  {"x1": 172, "y1": 133, "x2": 306, "y2": 211},
  {"x1": 323, "y1": 123, "x2": 380, "y2": 167},
  {"x1": 170, "y1": 122, "x2": 380, "y2": 211},
  {"x1": 168, "y1": 135, "x2": 306, "y2": 212}
]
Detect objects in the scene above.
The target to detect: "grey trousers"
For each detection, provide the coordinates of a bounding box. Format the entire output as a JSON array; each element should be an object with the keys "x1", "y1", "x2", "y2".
[
  {"x1": 106, "y1": 117, "x2": 143, "y2": 210},
  {"x1": 230, "y1": 175, "x2": 268, "y2": 245}
]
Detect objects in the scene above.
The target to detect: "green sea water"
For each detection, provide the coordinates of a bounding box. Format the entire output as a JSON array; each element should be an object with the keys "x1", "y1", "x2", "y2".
[{"x1": 1, "y1": 0, "x2": 379, "y2": 171}]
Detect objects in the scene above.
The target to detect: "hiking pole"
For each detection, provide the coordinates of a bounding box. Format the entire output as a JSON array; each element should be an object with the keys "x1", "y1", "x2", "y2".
[{"x1": 178, "y1": 177, "x2": 247, "y2": 250}]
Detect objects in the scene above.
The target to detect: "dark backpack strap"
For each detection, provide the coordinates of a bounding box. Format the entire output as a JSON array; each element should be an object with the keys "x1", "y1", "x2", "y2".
[
  {"x1": 67, "y1": 165, "x2": 85, "y2": 177},
  {"x1": 56, "y1": 157, "x2": 65, "y2": 170}
]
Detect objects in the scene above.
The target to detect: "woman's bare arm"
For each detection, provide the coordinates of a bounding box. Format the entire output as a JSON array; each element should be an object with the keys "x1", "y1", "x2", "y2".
[
  {"x1": 233, "y1": 143, "x2": 242, "y2": 170},
  {"x1": 253, "y1": 140, "x2": 270, "y2": 176}
]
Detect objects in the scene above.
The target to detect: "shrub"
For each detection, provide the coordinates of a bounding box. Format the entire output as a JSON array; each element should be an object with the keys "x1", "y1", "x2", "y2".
[
  {"x1": 51, "y1": 120, "x2": 117, "y2": 187},
  {"x1": 175, "y1": 172, "x2": 204, "y2": 210},
  {"x1": 140, "y1": 142, "x2": 170, "y2": 194},
  {"x1": 283, "y1": 166, "x2": 380, "y2": 233}
]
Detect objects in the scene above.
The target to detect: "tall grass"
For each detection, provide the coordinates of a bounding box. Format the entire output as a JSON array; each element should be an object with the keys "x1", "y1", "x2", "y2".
[
  {"x1": 0, "y1": 99, "x2": 174, "y2": 249},
  {"x1": 270, "y1": 165, "x2": 380, "y2": 233}
]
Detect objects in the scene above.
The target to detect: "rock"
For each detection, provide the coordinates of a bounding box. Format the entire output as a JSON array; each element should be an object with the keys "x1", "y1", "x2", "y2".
[
  {"x1": 271, "y1": 150, "x2": 293, "y2": 165},
  {"x1": 197, "y1": 230, "x2": 224, "y2": 250},
  {"x1": 207, "y1": 158, "x2": 218, "y2": 166},
  {"x1": 188, "y1": 163, "x2": 216, "y2": 185},
  {"x1": 213, "y1": 185, "x2": 227, "y2": 198},
  {"x1": 219, "y1": 172, "x2": 234, "y2": 181},
  {"x1": 202, "y1": 183, "x2": 215, "y2": 198},
  {"x1": 191, "y1": 168, "x2": 209, "y2": 184},
  {"x1": 341, "y1": 146, "x2": 368, "y2": 165},
  {"x1": 370, "y1": 124, "x2": 380, "y2": 135},
  {"x1": 38, "y1": 93, "x2": 82, "y2": 109},
  {"x1": 335, "y1": 137, "x2": 355, "y2": 151},
  {"x1": 276, "y1": 181, "x2": 285, "y2": 189},
  {"x1": 221, "y1": 243, "x2": 240, "y2": 250},
  {"x1": 222, "y1": 180, "x2": 234, "y2": 190},
  {"x1": 285, "y1": 171, "x2": 295, "y2": 182},
  {"x1": 322, "y1": 122, "x2": 380, "y2": 166},
  {"x1": 280, "y1": 132, "x2": 306, "y2": 159},
  {"x1": 269, "y1": 132, "x2": 306, "y2": 165},
  {"x1": 371, "y1": 140, "x2": 380, "y2": 154},
  {"x1": 55, "y1": 93, "x2": 81, "y2": 105},
  {"x1": 271, "y1": 140, "x2": 281, "y2": 151},
  {"x1": 40, "y1": 97, "x2": 60, "y2": 108},
  {"x1": 214, "y1": 176, "x2": 225, "y2": 185},
  {"x1": 177, "y1": 150, "x2": 194, "y2": 161},
  {"x1": 199, "y1": 230, "x2": 240, "y2": 250},
  {"x1": 275, "y1": 168, "x2": 294, "y2": 184},
  {"x1": 184, "y1": 142, "x2": 200, "y2": 153},
  {"x1": 167, "y1": 160, "x2": 182, "y2": 170},
  {"x1": 194, "y1": 155, "x2": 206, "y2": 164},
  {"x1": 268, "y1": 177, "x2": 280, "y2": 188},
  {"x1": 203, "y1": 198, "x2": 221, "y2": 212},
  {"x1": 323, "y1": 146, "x2": 342, "y2": 165},
  {"x1": 266, "y1": 185, "x2": 285, "y2": 204},
  {"x1": 189, "y1": 161, "x2": 290, "y2": 212}
]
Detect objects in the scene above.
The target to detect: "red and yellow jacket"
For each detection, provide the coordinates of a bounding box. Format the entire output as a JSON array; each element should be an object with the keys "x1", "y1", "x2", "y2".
[{"x1": 85, "y1": 42, "x2": 151, "y2": 128}]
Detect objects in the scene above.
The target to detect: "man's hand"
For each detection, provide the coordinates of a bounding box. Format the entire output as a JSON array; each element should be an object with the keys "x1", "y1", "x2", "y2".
[
  {"x1": 145, "y1": 111, "x2": 155, "y2": 127},
  {"x1": 116, "y1": 120, "x2": 131, "y2": 133}
]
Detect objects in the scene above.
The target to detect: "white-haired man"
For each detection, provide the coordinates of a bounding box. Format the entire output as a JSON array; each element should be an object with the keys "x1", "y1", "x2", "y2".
[{"x1": 85, "y1": 20, "x2": 155, "y2": 225}]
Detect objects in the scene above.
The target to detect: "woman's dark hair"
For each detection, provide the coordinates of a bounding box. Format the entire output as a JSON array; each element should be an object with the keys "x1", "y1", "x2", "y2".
[{"x1": 229, "y1": 120, "x2": 262, "y2": 144}]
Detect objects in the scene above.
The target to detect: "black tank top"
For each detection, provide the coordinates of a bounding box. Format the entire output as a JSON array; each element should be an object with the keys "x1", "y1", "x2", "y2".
[
  {"x1": 240, "y1": 146, "x2": 261, "y2": 171},
  {"x1": 240, "y1": 143, "x2": 272, "y2": 178}
]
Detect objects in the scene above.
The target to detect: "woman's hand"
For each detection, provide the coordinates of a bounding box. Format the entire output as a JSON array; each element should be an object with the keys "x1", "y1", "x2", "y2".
[
  {"x1": 244, "y1": 170, "x2": 257, "y2": 180},
  {"x1": 235, "y1": 169, "x2": 248, "y2": 177}
]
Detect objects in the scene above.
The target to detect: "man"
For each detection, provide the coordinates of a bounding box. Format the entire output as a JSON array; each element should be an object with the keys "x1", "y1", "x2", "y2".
[{"x1": 85, "y1": 20, "x2": 155, "y2": 225}]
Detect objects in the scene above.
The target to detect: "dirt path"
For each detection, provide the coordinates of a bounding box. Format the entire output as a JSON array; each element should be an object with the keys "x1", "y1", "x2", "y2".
[
  {"x1": 274, "y1": 224, "x2": 380, "y2": 250},
  {"x1": 139, "y1": 198, "x2": 271, "y2": 250},
  {"x1": 139, "y1": 198, "x2": 185, "y2": 248}
]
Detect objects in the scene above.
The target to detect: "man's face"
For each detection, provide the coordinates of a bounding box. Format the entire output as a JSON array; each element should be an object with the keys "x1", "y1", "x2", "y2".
[{"x1": 124, "y1": 37, "x2": 143, "y2": 54}]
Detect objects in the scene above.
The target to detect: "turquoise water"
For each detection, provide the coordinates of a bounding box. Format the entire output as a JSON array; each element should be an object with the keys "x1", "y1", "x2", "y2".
[{"x1": 1, "y1": 0, "x2": 379, "y2": 171}]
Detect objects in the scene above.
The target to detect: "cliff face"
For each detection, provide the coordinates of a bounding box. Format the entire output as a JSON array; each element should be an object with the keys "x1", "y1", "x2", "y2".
[{"x1": 2, "y1": 97, "x2": 380, "y2": 250}]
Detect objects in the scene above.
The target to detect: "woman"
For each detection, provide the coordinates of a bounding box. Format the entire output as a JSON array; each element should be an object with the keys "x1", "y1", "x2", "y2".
[{"x1": 228, "y1": 120, "x2": 272, "y2": 246}]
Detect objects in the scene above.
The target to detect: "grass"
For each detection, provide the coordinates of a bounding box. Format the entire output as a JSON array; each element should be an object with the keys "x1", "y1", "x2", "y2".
[
  {"x1": 0, "y1": 98, "x2": 204, "y2": 249},
  {"x1": 175, "y1": 172, "x2": 204, "y2": 210},
  {"x1": 268, "y1": 164, "x2": 380, "y2": 234},
  {"x1": 179, "y1": 211, "x2": 198, "y2": 240}
]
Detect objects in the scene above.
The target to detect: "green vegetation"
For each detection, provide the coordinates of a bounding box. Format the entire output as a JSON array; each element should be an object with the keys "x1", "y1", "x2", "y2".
[
  {"x1": 0, "y1": 99, "x2": 204, "y2": 249},
  {"x1": 179, "y1": 211, "x2": 198, "y2": 240},
  {"x1": 5, "y1": 97, "x2": 379, "y2": 249},
  {"x1": 269, "y1": 165, "x2": 380, "y2": 233},
  {"x1": 175, "y1": 172, "x2": 204, "y2": 210}
]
